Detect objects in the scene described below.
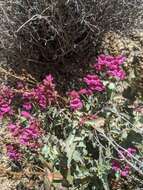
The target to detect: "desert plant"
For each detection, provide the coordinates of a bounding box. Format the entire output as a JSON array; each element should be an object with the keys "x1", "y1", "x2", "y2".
[{"x1": 1, "y1": 54, "x2": 143, "y2": 189}]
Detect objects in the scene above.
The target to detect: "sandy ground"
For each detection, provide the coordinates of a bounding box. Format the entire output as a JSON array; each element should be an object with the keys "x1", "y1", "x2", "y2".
[{"x1": 0, "y1": 177, "x2": 18, "y2": 190}]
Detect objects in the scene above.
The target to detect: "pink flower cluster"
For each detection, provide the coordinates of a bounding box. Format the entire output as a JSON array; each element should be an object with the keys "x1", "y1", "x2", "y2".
[
  {"x1": 34, "y1": 75, "x2": 57, "y2": 109},
  {"x1": 69, "y1": 73, "x2": 105, "y2": 111},
  {"x1": 20, "y1": 120, "x2": 41, "y2": 148},
  {"x1": 8, "y1": 119, "x2": 41, "y2": 148},
  {"x1": 83, "y1": 74, "x2": 105, "y2": 92},
  {"x1": 118, "y1": 147, "x2": 137, "y2": 159},
  {"x1": 4, "y1": 75, "x2": 57, "y2": 160},
  {"x1": 6, "y1": 144, "x2": 21, "y2": 161},
  {"x1": 94, "y1": 55, "x2": 126, "y2": 80},
  {"x1": 69, "y1": 74, "x2": 105, "y2": 111},
  {"x1": 112, "y1": 161, "x2": 130, "y2": 177},
  {"x1": 68, "y1": 54, "x2": 126, "y2": 111},
  {"x1": 69, "y1": 91, "x2": 83, "y2": 111},
  {"x1": 23, "y1": 75, "x2": 57, "y2": 109},
  {"x1": 0, "y1": 85, "x2": 14, "y2": 118},
  {"x1": 8, "y1": 123, "x2": 21, "y2": 137},
  {"x1": 112, "y1": 147, "x2": 137, "y2": 177}
]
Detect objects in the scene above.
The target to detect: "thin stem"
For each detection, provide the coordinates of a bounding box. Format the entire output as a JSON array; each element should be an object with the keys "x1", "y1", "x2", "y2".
[{"x1": 100, "y1": 132, "x2": 143, "y2": 175}]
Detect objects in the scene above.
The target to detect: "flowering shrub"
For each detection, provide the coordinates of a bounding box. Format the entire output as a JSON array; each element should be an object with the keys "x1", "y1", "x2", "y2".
[
  {"x1": 1, "y1": 55, "x2": 143, "y2": 189},
  {"x1": 95, "y1": 55, "x2": 126, "y2": 80},
  {"x1": 0, "y1": 85, "x2": 14, "y2": 118},
  {"x1": 22, "y1": 74, "x2": 57, "y2": 109}
]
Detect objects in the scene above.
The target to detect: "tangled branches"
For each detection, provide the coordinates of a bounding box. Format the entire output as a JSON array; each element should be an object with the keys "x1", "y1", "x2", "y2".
[{"x1": 1, "y1": 0, "x2": 143, "y2": 91}]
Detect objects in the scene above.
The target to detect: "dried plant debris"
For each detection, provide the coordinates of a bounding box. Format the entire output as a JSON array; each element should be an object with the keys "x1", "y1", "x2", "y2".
[{"x1": 1, "y1": 0, "x2": 143, "y2": 91}]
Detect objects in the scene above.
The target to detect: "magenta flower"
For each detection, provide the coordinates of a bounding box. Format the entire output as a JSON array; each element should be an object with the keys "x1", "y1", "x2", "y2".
[
  {"x1": 115, "y1": 55, "x2": 126, "y2": 65},
  {"x1": 0, "y1": 104, "x2": 11, "y2": 113},
  {"x1": 23, "y1": 102, "x2": 32, "y2": 111},
  {"x1": 6, "y1": 144, "x2": 21, "y2": 161},
  {"x1": 43, "y1": 74, "x2": 54, "y2": 86},
  {"x1": 0, "y1": 85, "x2": 14, "y2": 118},
  {"x1": 23, "y1": 91, "x2": 35, "y2": 100},
  {"x1": 107, "y1": 69, "x2": 126, "y2": 80},
  {"x1": 70, "y1": 98, "x2": 83, "y2": 110},
  {"x1": 112, "y1": 161, "x2": 130, "y2": 177},
  {"x1": 34, "y1": 75, "x2": 57, "y2": 108},
  {"x1": 8, "y1": 123, "x2": 21, "y2": 137},
  {"x1": 17, "y1": 82, "x2": 25, "y2": 89},
  {"x1": 112, "y1": 160, "x2": 120, "y2": 172},
  {"x1": 68, "y1": 90, "x2": 80, "y2": 99},
  {"x1": 127, "y1": 148, "x2": 137, "y2": 156},
  {"x1": 120, "y1": 170, "x2": 129, "y2": 177},
  {"x1": 8, "y1": 124, "x2": 17, "y2": 131},
  {"x1": 94, "y1": 54, "x2": 107, "y2": 71},
  {"x1": 68, "y1": 90, "x2": 83, "y2": 111},
  {"x1": 94, "y1": 55, "x2": 126, "y2": 80},
  {"x1": 118, "y1": 147, "x2": 137, "y2": 159},
  {"x1": 78, "y1": 88, "x2": 93, "y2": 96},
  {"x1": 35, "y1": 92, "x2": 47, "y2": 109},
  {"x1": 112, "y1": 147, "x2": 137, "y2": 177},
  {"x1": 83, "y1": 74, "x2": 105, "y2": 92},
  {"x1": 78, "y1": 88, "x2": 88, "y2": 95},
  {"x1": 22, "y1": 74, "x2": 57, "y2": 109},
  {"x1": 19, "y1": 119, "x2": 41, "y2": 148},
  {"x1": 8, "y1": 118, "x2": 41, "y2": 148},
  {"x1": 120, "y1": 165, "x2": 130, "y2": 177},
  {"x1": 21, "y1": 111, "x2": 32, "y2": 119}
]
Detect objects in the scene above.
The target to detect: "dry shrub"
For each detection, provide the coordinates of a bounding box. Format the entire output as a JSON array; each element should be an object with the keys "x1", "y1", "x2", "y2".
[{"x1": 1, "y1": 0, "x2": 143, "y2": 91}]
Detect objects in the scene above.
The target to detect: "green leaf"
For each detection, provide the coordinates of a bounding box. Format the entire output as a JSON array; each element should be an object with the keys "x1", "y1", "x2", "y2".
[
  {"x1": 108, "y1": 82, "x2": 116, "y2": 90},
  {"x1": 121, "y1": 131, "x2": 128, "y2": 139},
  {"x1": 66, "y1": 142, "x2": 77, "y2": 168},
  {"x1": 20, "y1": 116, "x2": 28, "y2": 124},
  {"x1": 77, "y1": 141, "x2": 86, "y2": 148},
  {"x1": 115, "y1": 171, "x2": 120, "y2": 179},
  {"x1": 42, "y1": 145, "x2": 49, "y2": 158},
  {"x1": 72, "y1": 151, "x2": 82, "y2": 162},
  {"x1": 65, "y1": 129, "x2": 77, "y2": 168}
]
